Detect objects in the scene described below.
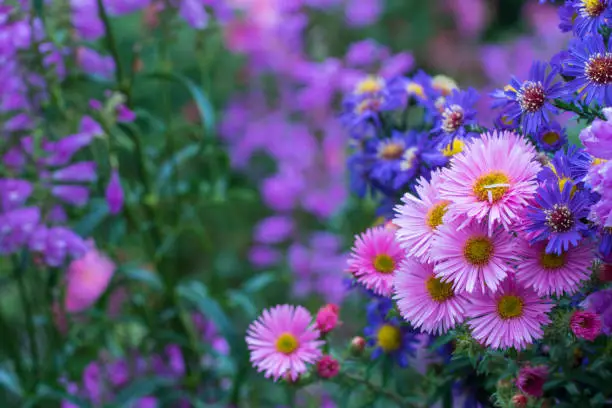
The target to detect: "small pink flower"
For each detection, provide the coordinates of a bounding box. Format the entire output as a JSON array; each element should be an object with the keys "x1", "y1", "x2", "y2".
[
  {"x1": 65, "y1": 248, "x2": 115, "y2": 313},
  {"x1": 511, "y1": 394, "x2": 528, "y2": 408},
  {"x1": 316, "y1": 304, "x2": 340, "y2": 334},
  {"x1": 570, "y1": 311, "x2": 602, "y2": 341},
  {"x1": 516, "y1": 365, "x2": 548, "y2": 398},
  {"x1": 316, "y1": 355, "x2": 340, "y2": 379}
]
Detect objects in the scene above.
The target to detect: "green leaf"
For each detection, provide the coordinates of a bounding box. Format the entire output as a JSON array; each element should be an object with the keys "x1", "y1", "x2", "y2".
[
  {"x1": 241, "y1": 272, "x2": 276, "y2": 294},
  {"x1": 142, "y1": 72, "x2": 215, "y2": 137},
  {"x1": 428, "y1": 332, "x2": 455, "y2": 351},
  {"x1": 228, "y1": 290, "x2": 257, "y2": 319},
  {"x1": 74, "y1": 199, "x2": 109, "y2": 236},
  {"x1": 120, "y1": 266, "x2": 164, "y2": 291},
  {"x1": 0, "y1": 369, "x2": 22, "y2": 397},
  {"x1": 156, "y1": 144, "x2": 200, "y2": 187}
]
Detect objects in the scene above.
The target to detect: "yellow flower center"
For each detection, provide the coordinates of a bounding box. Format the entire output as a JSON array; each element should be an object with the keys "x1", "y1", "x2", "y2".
[
  {"x1": 355, "y1": 76, "x2": 384, "y2": 95},
  {"x1": 473, "y1": 171, "x2": 510, "y2": 202},
  {"x1": 275, "y1": 332, "x2": 299, "y2": 355},
  {"x1": 376, "y1": 324, "x2": 401, "y2": 352},
  {"x1": 426, "y1": 201, "x2": 450, "y2": 229},
  {"x1": 541, "y1": 131, "x2": 560, "y2": 146},
  {"x1": 592, "y1": 157, "x2": 607, "y2": 166},
  {"x1": 426, "y1": 276, "x2": 454, "y2": 302},
  {"x1": 463, "y1": 236, "x2": 494, "y2": 266},
  {"x1": 373, "y1": 254, "x2": 396, "y2": 274},
  {"x1": 406, "y1": 82, "x2": 425, "y2": 99},
  {"x1": 379, "y1": 142, "x2": 405, "y2": 160},
  {"x1": 442, "y1": 139, "x2": 465, "y2": 157},
  {"x1": 432, "y1": 75, "x2": 458, "y2": 96},
  {"x1": 539, "y1": 251, "x2": 567, "y2": 270},
  {"x1": 497, "y1": 295, "x2": 524, "y2": 319},
  {"x1": 582, "y1": 0, "x2": 605, "y2": 16},
  {"x1": 354, "y1": 98, "x2": 381, "y2": 114},
  {"x1": 504, "y1": 84, "x2": 517, "y2": 94},
  {"x1": 558, "y1": 177, "x2": 578, "y2": 197},
  {"x1": 501, "y1": 115, "x2": 515, "y2": 126}
]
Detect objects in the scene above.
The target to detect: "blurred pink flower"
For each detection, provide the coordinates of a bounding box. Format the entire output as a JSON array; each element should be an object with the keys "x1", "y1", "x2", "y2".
[{"x1": 65, "y1": 248, "x2": 115, "y2": 313}]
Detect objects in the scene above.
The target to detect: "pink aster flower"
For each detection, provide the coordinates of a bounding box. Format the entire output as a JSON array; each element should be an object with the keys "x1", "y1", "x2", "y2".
[
  {"x1": 246, "y1": 305, "x2": 323, "y2": 381},
  {"x1": 431, "y1": 220, "x2": 516, "y2": 294},
  {"x1": 393, "y1": 170, "x2": 449, "y2": 262},
  {"x1": 439, "y1": 131, "x2": 541, "y2": 234},
  {"x1": 347, "y1": 226, "x2": 406, "y2": 297},
  {"x1": 516, "y1": 365, "x2": 548, "y2": 398},
  {"x1": 65, "y1": 247, "x2": 115, "y2": 313},
  {"x1": 514, "y1": 238, "x2": 594, "y2": 297},
  {"x1": 393, "y1": 258, "x2": 469, "y2": 334},
  {"x1": 466, "y1": 278, "x2": 552, "y2": 350},
  {"x1": 570, "y1": 311, "x2": 601, "y2": 341}
]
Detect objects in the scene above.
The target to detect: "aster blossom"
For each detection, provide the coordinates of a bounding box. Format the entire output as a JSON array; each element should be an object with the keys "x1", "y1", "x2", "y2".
[
  {"x1": 491, "y1": 61, "x2": 564, "y2": 136},
  {"x1": 516, "y1": 365, "x2": 548, "y2": 398},
  {"x1": 580, "y1": 107, "x2": 612, "y2": 160},
  {"x1": 246, "y1": 305, "x2": 323, "y2": 381},
  {"x1": 523, "y1": 181, "x2": 592, "y2": 254},
  {"x1": 439, "y1": 130, "x2": 541, "y2": 234},
  {"x1": 432, "y1": 88, "x2": 479, "y2": 145},
  {"x1": 347, "y1": 226, "x2": 406, "y2": 297},
  {"x1": 466, "y1": 278, "x2": 553, "y2": 350},
  {"x1": 572, "y1": 0, "x2": 612, "y2": 37},
  {"x1": 431, "y1": 220, "x2": 516, "y2": 294},
  {"x1": 514, "y1": 238, "x2": 594, "y2": 297},
  {"x1": 393, "y1": 170, "x2": 449, "y2": 262},
  {"x1": 563, "y1": 35, "x2": 612, "y2": 105},
  {"x1": 570, "y1": 311, "x2": 602, "y2": 341},
  {"x1": 534, "y1": 121, "x2": 568, "y2": 153},
  {"x1": 393, "y1": 258, "x2": 469, "y2": 334}
]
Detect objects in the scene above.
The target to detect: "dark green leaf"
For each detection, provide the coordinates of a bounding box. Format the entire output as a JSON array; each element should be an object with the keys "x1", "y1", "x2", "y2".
[
  {"x1": 74, "y1": 199, "x2": 109, "y2": 236},
  {"x1": 0, "y1": 369, "x2": 22, "y2": 397},
  {"x1": 121, "y1": 266, "x2": 164, "y2": 291},
  {"x1": 156, "y1": 144, "x2": 200, "y2": 187},
  {"x1": 241, "y1": 273, "x2": 276, "y2": 294}
]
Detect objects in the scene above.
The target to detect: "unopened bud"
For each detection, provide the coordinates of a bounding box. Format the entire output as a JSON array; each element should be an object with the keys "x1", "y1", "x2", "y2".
[
  {"x1": 316, "y1": 304, "x2": 340, "y2": 334},
  {"x1": 511, "y1": 394, "x2": 527, "y2": 408},
  {"x1": 350, "y1": 336, "x2": 366, "y2": 355}
]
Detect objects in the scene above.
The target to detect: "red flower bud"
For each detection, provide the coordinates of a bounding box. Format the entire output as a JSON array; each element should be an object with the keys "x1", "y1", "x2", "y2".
[
  {"x1": 511, "y1": 394, "x2": 527, "y2": 408},
  {"x1": 316, "y1": 355, "x2": 340, "y2": 379}
]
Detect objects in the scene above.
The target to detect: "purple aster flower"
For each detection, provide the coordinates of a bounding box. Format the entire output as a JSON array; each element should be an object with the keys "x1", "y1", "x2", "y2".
[
  {"x1": 492, "y1": 61, "x2": 564, "y2": 136},
  {"x1": 563, "y1": 35, "x2": 612, "y2": 105},
  {"x1": 345, "y1": 39, "x2": 389, "y2": 68},
  {"x1": 364, "y1": 298, "x2": 419, "y2": 367},
  {"x1": 248, "y1": 245, "x2": 281, "y2": 268},
  {"x1": 534, "y1": 121, "x2": 568, "y2": 152},
  {"x1": 105, "y1": 169, "x2": 124, "y2": 215},
  {"x1": 29, "y1": 225, "x2": 88, "y2": 266},
  {"x1": 389, "y1": 70, "x2": 438, "y2": 112},
  {"x1": 587, "y1": 160, "x2": 612, "y2": 227},
  {"x1": 0, "y1": 207, "x2": 40, "y2": 254},
  {"x1": 559, "y1": 1, "x2": 578, "y2": 32},
  {"x1": 599, "y1": 226, "x2": 612, "y2": 257},
  {"x1": 582, "y1": 289, "x2": 612, "y2": 335},
  {"x1": 580, "y1": 107, "x2": 612, "y2": 160},
  {"x1": 432, "y1": 88, "x2": 479, "y2": 144},
  {"x1": 572, "y1": 0, "x2": 612, "y2": 37},
  {"x1": 524, "y1": 181, "x2": 592, "y2": 254},
  {"x1": 253, "y1": 215, "x2": 294, "y2": 244}
]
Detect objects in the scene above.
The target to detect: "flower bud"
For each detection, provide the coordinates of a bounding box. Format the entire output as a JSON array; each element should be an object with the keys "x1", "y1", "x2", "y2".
[
  {"x1": 316, "y1": 304, "x2": 340, "y2": 334},
  {"x1": 316, "y1": 355, "x2": 340, "y2": 379},
  {"x1": 350, "y1": 336, "x2": 366, "y2": 355},
  {"x1": 511, "y1": 394, "x2": 527, "y2": 408},
  {"x1": 105, "y1": 169, "x2": 124, "y2": 215}
]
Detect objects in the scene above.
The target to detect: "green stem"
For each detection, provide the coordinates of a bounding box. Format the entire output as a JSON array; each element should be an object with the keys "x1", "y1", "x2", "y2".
[
  {"x1": 96, "y1": 0, "x2": 125, "y2": 87},
  {"x1": 12, "y1": 255, "x2": 39, "y2": 385},
  {"x1": 336, "y1": 372, "x2": 413, "y2": 408}
]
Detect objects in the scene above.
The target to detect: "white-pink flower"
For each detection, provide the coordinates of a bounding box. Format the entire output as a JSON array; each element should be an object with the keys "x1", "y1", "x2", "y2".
[{"x1": 65, "y1": 248, "x2": 115, "y2": 313}]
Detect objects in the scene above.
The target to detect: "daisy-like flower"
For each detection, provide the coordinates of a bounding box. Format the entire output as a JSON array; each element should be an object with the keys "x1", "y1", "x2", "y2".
[
  {"x1": 466, "y1": 278, "x2": 553, "y2": 350},
  {"x1": 534, "y1": 121, "x2": 568, "y2": 153},
  {"x1": 439, "y1": 131, "x2": 541, "y2": 234},
  {"x1": 364, "y1": 298, "x2": 418, "y2": 367},
  {"x1": 514, "y1": 238, "x2": 594, "y2": 297},
  {"x1": 393, "y1": 170, "x2": 449, "y2": 262},
  {"x1": 246, "y1": 305, "x2": 324, "y2": 381},
  {"x1": 524, "y1": 181, "x2": 592, "y2": 255},
  {"x1": 347, "y1": 226, "x2": 406, "y2": 297},
  {"x1": 431, "y1": 220, "x2": 516, "y2": 294},
  {"x1": 580, "y1": 107, "x2": 612, "y2": 160},
  {"x1": 570, "y1": 311, "x2": 602, "y2": 341},
  {"x1": 432, "y1": 88, "x2": 479, "y2": 144},
  {"x1": 492, "y1": 61, "x2": 564, "y2": 136},
  {"x1": 572, "y1": 0, "x2": 612, "y2": 37},
  {"x1": 393, "y1": 258, "x2": 469, "y2": 334},
  {"x1": 564, "y1": 35, "x2": 612, "y2": 105},
  {"x1": 516, "y1": 365, "x2": 548, "y2": 398}
]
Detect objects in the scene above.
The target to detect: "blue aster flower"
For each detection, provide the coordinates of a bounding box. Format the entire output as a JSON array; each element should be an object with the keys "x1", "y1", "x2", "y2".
[
  {"x1": 534, "y1": 121, "x2": 568, "y2": 152},
  {"x1": 432, "y1": 88, "x2": 479, "y2": 145},
  {"x1": 341, "y1": 76, "x2": 402, "y2": 138},
  {"x1": 559, "y1": 1, "x2": 577, "y2": 33},
  {"x1": 492, "y1": 61, "x2": 564, "y2": 136},
  {"x1": 563, "y1": 35, "x2": 612, "y2": 105},
  {"x1": 599, "y1": 227, "x2": 612, "y2": 257},
  {"x1": 364, "y1": 298, "x2": 418, "y2": 367},
  {"x1": 389, "y1": 70, "x2": 439, "y2": 110},
  {"x1": 524, "y1": 181, "x2": 593, "y2": 254},
  {"x1": 538, "y1": 147, "x2": 578, "y2": 188},
  {"x1": 572, "y1": 0, "x2": 612, "y2": 37}
]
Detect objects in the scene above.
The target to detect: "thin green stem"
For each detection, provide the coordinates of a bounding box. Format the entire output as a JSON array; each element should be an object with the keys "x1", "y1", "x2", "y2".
[
  {"x1": 336, "y1": 372, "x2": 414, "y2": 408},
  {"x1": 96, "y1": 0, "x2": 125, "y2": 87}
]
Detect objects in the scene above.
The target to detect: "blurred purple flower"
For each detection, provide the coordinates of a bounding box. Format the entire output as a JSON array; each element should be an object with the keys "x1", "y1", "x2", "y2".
[
  {"x1": 106, "y1": 169, "x2": 124, "y2": 214},
  {"x1": 254, "y1": 215, "x2": 294, "y2": 244},
  {"x1": 77, "y1": 47, "x2": 115, "y2": 79}
]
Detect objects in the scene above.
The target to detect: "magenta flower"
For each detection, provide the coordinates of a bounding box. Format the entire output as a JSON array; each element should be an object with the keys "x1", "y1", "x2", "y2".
[
  {"x1": 246, "y1": 305, "x2": 323, "y2": 381},
  {"x1": 315, "y1": 304, "x2": 340, "y2": 334},
  {"x1": 516, "y1": 365, "x2": 548, "y2": 398},
  {"x1": 347, "y1": 226, "x2": 406, "y2": 297},
  {"x1": 65, "y1": 247, "x2": 116, "y2": 313},
  {"x1": 105, "y1": 169, "x2": 124, "y2": 215},
  {"x1": 514, "y1": 238, "x2": 594, "y2": 297},
  {"x1": 393, "y1": 258, "x2": 469, "y2": 335},
  {"x1": 393, "y1": 170, "x2": 449, "y2": 262},
  {"x1": 439, "y1": 131, "x2": 541, "y2": 234},
  {"x1": 466, "y1": 278, "x2": 552, "y2": 350},
  {"x1": 316, "y1": 355, "x2": 340, "y2": 379},
  {"x1": 570, "y1": 311, "x2": 602, "y2": 341},
  {"x1": 431, "y1": 220, "x2": 516, "y2": 294}
]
